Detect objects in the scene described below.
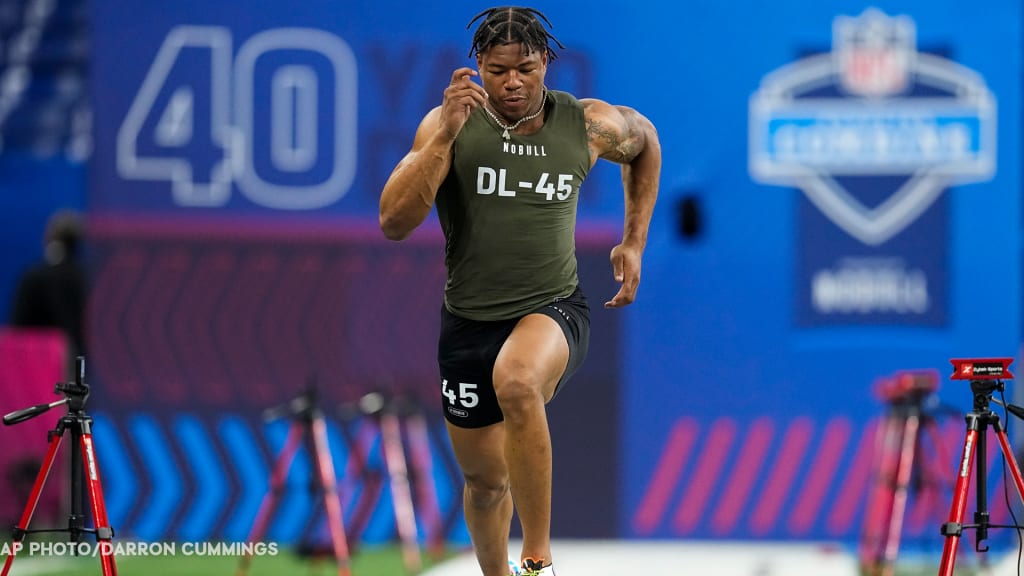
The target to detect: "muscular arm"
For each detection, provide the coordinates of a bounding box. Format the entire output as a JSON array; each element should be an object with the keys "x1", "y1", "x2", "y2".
[
  {"x1": 581, "y1": 99, "x2": 661, "y2": 307},
  {"x1": 379, "y1": 108, "x2": 454, "y2": 240},
  {"x1": 380, "y1": 68, "x2": 487, "y2": 241}
]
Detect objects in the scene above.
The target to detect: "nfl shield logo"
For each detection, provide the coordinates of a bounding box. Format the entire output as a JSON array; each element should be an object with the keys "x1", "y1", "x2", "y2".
[{"x1": 835, "y1": 9, "x2": 913, "y2": 97}]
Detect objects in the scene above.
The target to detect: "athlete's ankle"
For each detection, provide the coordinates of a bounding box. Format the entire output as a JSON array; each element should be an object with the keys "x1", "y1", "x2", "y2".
[{"x1": 521, "y1": 557, "x2": 555, "y2": 575}]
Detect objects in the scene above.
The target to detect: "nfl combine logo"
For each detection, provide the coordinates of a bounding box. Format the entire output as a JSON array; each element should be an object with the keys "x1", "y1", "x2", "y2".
[{"x1": 748, "y1": 8, "x2": 996, "y2": 246}]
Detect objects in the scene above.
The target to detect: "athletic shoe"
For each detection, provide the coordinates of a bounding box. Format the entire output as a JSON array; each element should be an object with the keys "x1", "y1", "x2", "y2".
[
  {"x1": 521, "y1": 557, "x2": 555, "y2": 576},
  {"x1": 508, "y1": 559, "x2": 522, "y2": 575}
]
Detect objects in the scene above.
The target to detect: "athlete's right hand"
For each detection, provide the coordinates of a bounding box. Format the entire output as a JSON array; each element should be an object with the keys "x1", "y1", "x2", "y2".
[{"x1": 441, "y1": 67, "x2": 488, "y2": 141}]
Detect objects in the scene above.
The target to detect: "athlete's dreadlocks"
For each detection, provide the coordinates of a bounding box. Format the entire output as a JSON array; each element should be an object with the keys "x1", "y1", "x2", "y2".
[{"x1": 467, "y1": 6, "x2": 565, "y2": 60}]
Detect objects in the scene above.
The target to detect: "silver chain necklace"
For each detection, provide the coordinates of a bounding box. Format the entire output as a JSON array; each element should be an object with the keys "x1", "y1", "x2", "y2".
[{"x1": 482, "y1": 89, "x2": 547, "y2": 140}]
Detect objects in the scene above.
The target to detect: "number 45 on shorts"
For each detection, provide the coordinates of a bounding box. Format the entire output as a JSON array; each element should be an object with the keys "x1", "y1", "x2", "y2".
[{"x1": 442, "y1": 379, "x2": 479, "y2": 408}]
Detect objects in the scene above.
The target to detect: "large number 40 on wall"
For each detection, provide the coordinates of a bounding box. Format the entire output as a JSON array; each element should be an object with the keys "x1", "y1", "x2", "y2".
[{"x1": 117, "y1": 26, "x2": 358, "y2": 210}]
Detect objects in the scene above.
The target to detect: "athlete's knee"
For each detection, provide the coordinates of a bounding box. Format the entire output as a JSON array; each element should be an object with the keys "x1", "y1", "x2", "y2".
[
  {"x1": 464, "y1": 474, "x2": 510, "y2": 510},
  {"x1": 493, "y1": 367, "x2": 545, "y2": 416}
]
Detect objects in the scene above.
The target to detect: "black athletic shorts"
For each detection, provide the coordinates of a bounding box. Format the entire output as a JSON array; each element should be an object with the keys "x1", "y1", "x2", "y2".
[{"x1": 438, "y1": 286, "x2": 591, "y2": 428}]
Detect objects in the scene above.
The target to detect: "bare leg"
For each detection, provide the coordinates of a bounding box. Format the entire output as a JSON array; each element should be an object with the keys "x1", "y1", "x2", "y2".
[
  {"x1": 493, "y1": 313, "x2": 568, "y2": 566},
  {"x1": 447, "y1": 422, "x2": 515, "y2": 576}
]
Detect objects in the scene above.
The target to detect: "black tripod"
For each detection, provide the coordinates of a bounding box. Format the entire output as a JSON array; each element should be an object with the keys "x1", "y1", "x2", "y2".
[{"x1": 0, "y1": 356, "x2": 117, "y2": 576}]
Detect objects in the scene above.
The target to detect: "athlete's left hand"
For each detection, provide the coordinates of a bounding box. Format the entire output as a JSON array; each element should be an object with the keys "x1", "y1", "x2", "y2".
[{"x1": 605, "y1": 243, "x2": 642, "y2": 308}]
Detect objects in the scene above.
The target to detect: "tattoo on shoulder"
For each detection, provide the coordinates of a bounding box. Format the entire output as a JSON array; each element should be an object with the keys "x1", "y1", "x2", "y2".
[{"x1": 586, "y1": 115, "x2": 642, "y2": 164}]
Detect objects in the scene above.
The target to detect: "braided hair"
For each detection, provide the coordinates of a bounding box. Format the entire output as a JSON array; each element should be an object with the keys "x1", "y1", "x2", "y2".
[{"x1": 467, "y1": 6, "x2": 565, "y2": 60}]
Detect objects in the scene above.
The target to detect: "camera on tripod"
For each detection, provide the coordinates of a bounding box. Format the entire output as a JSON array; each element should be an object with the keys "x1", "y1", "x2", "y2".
[
  {"x1": 874, "y1": 369, "x2": 939, "y2": 403},
  {"x1": 950, "y1": 358, "x2": 1015, "y2": 412},
  {"x1": 950, "y1": 358, "x2": 1015, "y2": 381}
]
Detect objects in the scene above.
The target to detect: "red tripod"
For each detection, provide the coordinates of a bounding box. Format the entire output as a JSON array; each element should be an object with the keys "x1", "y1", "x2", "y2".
[
  {"x1": 860, "y1": 369, "x2": 954, "y2": 576},
  {"x1": 357, "y1": 392, "x2": 446, "y2": 574},
  {"x1": 0, "y1": 357, "x2": 117, "y2": 576},
  {"x1": 238, "y1": 384, "x2": 351, "y2": 576},
  {"x1": 938, "y1": 358, "x2": 1022, "y2": 576}
]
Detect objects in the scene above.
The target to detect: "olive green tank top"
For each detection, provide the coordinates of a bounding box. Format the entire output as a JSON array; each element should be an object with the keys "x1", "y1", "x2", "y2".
[{"x1": 436, "y1": 90, "x2": 591, "y2": 321}]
